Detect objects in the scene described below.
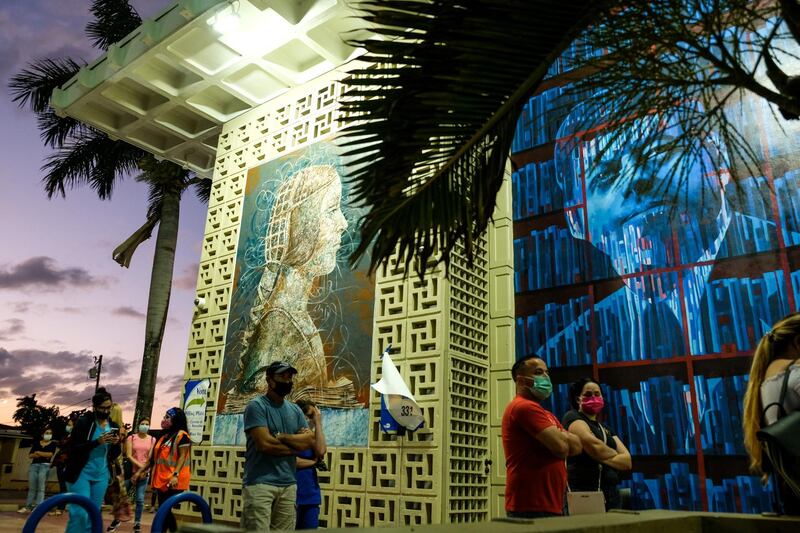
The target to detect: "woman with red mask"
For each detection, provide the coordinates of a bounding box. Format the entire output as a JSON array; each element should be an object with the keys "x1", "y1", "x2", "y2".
[
  {"x1": 140, "y1": 407, "x2": 191, "y2": 532},
  {"x1": 562, "y1": 378, "x2": 632, "y2": 510}
]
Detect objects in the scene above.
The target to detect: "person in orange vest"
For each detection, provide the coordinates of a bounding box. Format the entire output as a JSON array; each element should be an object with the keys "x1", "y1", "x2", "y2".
[{"x1": 141, "y1": 407, "x2": 192, "y2": 532}]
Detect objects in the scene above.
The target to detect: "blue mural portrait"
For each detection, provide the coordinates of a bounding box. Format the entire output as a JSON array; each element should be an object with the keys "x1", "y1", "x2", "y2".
[{"x1": 513, "y1": 27, "x2": 800, "y2": 513}]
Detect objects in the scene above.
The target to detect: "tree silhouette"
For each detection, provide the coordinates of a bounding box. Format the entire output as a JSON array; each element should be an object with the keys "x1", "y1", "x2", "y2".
[{"x1": 12, "y1": 395, "x2": 60, "y2": 438}]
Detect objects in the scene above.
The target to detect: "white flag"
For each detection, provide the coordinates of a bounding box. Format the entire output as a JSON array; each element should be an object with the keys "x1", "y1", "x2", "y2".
[{"x1": 370, "y1": 347, "x2": 424, "y2": 431}]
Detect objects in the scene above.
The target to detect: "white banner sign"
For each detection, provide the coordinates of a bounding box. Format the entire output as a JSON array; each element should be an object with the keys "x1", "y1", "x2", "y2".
[{"x1": 184, "y1": 378, "x2": 211, "y2": 443}]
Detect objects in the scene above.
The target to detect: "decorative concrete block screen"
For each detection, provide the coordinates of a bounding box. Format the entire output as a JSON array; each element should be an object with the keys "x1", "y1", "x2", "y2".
[{"x1": 181, "y1": 63, "x2": 515, "y2": 526}]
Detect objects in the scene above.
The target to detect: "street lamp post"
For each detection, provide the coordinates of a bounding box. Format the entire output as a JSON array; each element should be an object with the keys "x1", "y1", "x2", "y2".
[{"x1": 88, "y1": 355, "x2": 103, "y2": 392}]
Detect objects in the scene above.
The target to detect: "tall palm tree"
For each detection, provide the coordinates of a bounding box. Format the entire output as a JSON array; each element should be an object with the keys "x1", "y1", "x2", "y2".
[
  {"x1": 8, "y1": 0, "x2": 210, "y2": 424},
  {"x1": 340, "y1": 0, "x2": 800, "y2": 275}
]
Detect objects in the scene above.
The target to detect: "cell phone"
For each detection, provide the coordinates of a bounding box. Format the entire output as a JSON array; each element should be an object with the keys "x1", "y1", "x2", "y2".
[{"x1": 108, "y1": 428, "x2": 120, "y2": 436}]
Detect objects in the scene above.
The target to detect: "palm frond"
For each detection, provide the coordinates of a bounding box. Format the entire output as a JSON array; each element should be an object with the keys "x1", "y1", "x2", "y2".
[
  {"x1": 86, "y1": 0, "x2": 142, "y2": 51},
  {"x1": 112, "y1": 216, "x2": 159, "y2": 268},
  {"x1": 37, "y1": 109, "x2": 90, "y2": 149},
  {"x1": 562, "y1": 0, "x2": 785, "y2": 209},
  {"x1": 134, "y1": 156, "x2": 194, "y2": 219},
  {"x1": 8, "y1": 58, "x2": 90, "y2": 149},
  {"x1": 42, "y1": 131, "x2": 144, "y2": 199},
  {"x1": 113, "y1": 161, "x2": 203, "y2": 270},
  {"x1": 192, "y1": 177, "x2": 213, "y2": 205},
  {"x1": 339, "y1": 0, "x2": 609, "y2": 275},
  {"x1": 8, "y1": 58, "x2": 84, "y2": 114}
]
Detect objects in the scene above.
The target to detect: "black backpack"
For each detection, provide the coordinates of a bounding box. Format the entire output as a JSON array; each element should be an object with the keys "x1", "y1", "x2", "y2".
[{"x1": 757, "y1": 359, "x2": 800, "y2": 498}]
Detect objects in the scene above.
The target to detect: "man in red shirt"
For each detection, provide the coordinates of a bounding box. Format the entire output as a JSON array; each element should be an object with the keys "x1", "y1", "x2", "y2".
[{"x1": 502, "y1": 356, "x2": 582, "y2": 518}]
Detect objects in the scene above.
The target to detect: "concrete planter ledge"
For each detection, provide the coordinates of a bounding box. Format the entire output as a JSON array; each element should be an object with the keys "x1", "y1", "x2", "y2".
[{"x1": 177, "y1": 509, "x2": 800, "y2": 533}]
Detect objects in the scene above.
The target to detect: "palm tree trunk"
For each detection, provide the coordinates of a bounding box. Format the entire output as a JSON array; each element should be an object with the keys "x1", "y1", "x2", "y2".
[{"x1": 133, "y1": 186, "x2": 180, "y2": 425}]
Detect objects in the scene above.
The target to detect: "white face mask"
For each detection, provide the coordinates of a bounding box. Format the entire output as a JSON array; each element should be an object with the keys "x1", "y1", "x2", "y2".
[
  {"x1": 43, "y1": 433, "x2": 52, "y2": 442},
  {"x1": 65, "y1": 426, "x2": 72, "y2": 434}
]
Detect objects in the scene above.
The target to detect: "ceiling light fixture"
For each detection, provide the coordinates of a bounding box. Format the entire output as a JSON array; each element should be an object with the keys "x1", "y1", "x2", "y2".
[{"x1": 210, "y1": 0, "x2": 241, "y2": 35}]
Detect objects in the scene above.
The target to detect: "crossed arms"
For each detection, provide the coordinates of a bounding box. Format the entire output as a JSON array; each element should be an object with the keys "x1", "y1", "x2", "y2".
[
  {"x1": 535, "y1": 426, "x2": 583, "y2": 458},
  {"x1": 248, "y1": 426, "x2": 314, "y2": 456},
  {"x1": 567, "y1": 420, "x2": 632, "y2": 470}
]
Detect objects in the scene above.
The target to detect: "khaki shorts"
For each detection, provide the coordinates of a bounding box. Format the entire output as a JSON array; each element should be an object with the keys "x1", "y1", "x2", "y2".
[{"x1": 241, "y1": 483, "x2": 297, "y2": 531}]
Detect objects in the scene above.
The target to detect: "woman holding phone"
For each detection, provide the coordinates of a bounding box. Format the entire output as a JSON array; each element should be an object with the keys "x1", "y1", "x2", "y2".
[{"x1": 62, "y1": 388, "x2": 121, "y2": 533}]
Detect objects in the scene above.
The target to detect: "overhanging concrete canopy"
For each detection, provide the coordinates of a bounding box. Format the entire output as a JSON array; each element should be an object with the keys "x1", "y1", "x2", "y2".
[{"x1": 52, "y1": 0, "x2": 367, "y2": 177}]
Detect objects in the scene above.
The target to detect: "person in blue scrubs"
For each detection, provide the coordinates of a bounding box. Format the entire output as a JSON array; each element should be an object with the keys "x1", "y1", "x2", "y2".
[
  {"x1": 62, "y1": 388, "x2": 121, "y2": 533},
  {"x1": 294, "y1": 400, "x2": 327, "y2": 530}
]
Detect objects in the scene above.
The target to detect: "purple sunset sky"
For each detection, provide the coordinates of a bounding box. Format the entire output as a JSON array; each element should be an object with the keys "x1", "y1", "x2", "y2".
[{"x1": 0, "y1": 0, "x2": 209, "y2": 424}]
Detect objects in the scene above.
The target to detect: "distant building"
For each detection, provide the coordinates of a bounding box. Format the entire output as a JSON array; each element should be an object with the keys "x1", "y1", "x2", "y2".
[{"x1": 0, "y1": 424, "x2": 57, "y2": 492}]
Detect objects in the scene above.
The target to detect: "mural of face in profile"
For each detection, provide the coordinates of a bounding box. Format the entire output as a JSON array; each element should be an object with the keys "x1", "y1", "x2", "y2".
[
  {"x1": 216, "y1": 146, "x2": 374, "y2": 445},
  {"x1": 231, "y1": 164, "x2": 348, "y2": 397}
]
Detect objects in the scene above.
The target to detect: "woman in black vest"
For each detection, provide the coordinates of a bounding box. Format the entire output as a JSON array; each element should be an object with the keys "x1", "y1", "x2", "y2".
[{"x1": 562, "y1": 378, "x2": 632, "y2": 510}]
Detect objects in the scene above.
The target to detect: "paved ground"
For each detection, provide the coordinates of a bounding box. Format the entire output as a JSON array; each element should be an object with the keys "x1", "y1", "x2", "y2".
[{"x1": 0, "y1": 506, "x2": 157, "y2": 533}]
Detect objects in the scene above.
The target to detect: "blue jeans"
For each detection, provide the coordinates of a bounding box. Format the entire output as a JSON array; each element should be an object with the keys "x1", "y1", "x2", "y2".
[
  {"x1": 125, "y1": 477, "x2": 148, "y2": 522},
  {"x1": 26, "y1": 463, "x2": 50, "y2": 508},
  {"x1": 66, "y1": 470, "x2": 109, "y2": 533}
]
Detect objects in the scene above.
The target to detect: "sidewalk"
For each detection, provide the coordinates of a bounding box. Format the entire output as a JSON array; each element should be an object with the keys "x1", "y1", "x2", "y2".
[{"x1": 0, "y1": 506, "x2": 157, "y2": 533}]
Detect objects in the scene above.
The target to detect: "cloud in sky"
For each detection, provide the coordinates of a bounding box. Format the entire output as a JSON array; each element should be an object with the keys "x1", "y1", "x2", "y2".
[
  {"x1": 0, "y1": 7, "x2": 92, "y2": 96},
  {"x1": 0, "y1": 348, "x2": 115, "y2": 401},
  {"x1": 0, "y1": 256, "x2": 102, "y2": 290},
  {"x1": 0, "y1": 319, "x2": 24, "y2": 341},
  {"x1": 173, "y1": 263, "x2": 199, "y2": 291},
  {"x1": 113, "y1": 305, "x2": 180, "y2": 324},
  {"x1": 156, "y1": 374, "x2": 185, "y2": 403},
  {"x1": 0, "y1": 0, "x2": 172, "y2": 90},
  {"x1": 11, "y1": 302, "x2": 32, "y2": 313},
  {"x1": 113, "y1": 306, "x2": 145, "y2": 319},
  {"x1": 0, "y1": 347, "x2": 181, "y2": 419},
  {"x1": 12, "y1": 302, "x2": 76, "y2": 315}
]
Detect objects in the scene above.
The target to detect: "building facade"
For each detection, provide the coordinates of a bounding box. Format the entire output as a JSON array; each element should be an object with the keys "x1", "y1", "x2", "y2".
[{"x1": 176, "y1": 68, "x2": 516, "y2": 525}]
